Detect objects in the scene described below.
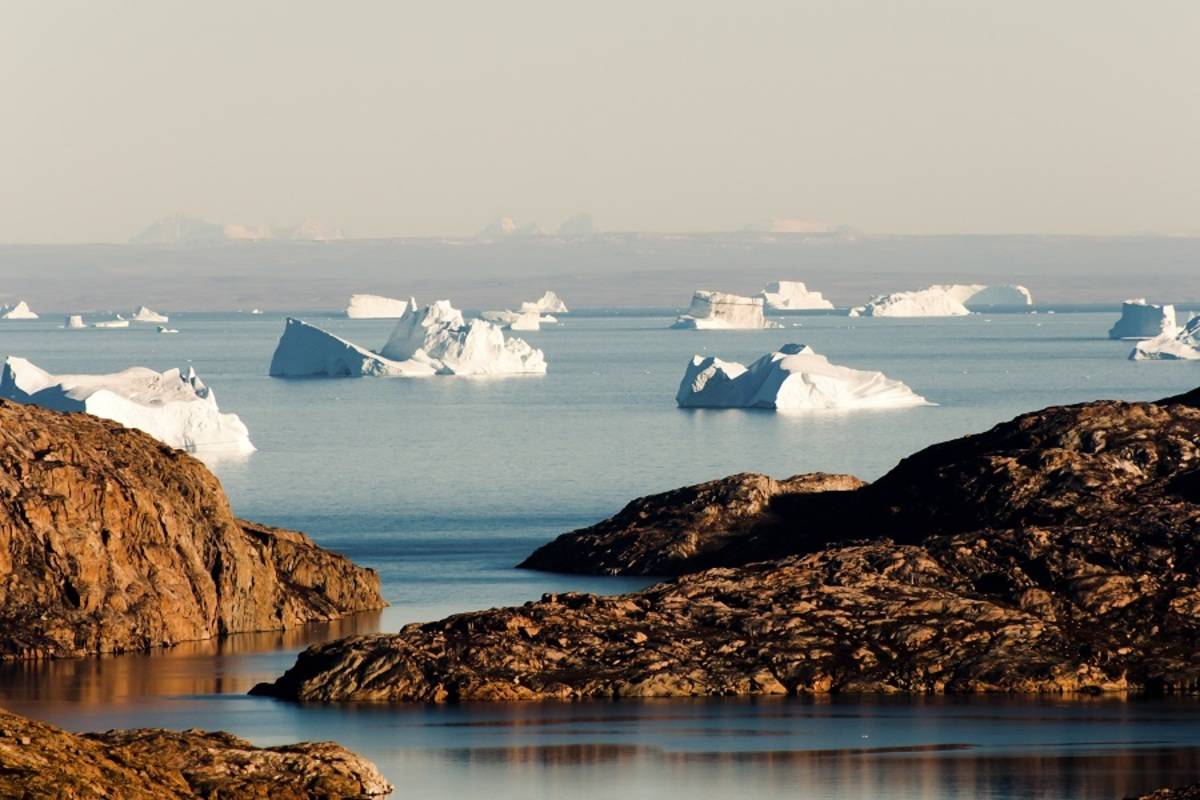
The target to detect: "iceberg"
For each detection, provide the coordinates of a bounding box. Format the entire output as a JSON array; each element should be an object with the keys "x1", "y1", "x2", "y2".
[
  {"x1": 676, "y1": 344, "x2": 930, "y2": 410},
  {"x1": 130, "y1": 306, "x2": 169, "y2": 323},
  {"x1": 92, "y1": 316, "x2": 130, "y2": 329},
  {"x1": 672, "y1": 290, "x2": 783, "y2": 329},
  {"x1": 1108, "y1": 299, "x2": 1177, "y2": 340},
  {"x1": 759, "y1": 281, "x2": 834, "y2": 310},
  {"x1": 0, "y1": 356, "x2": 254, "y2": 454},
  {"x1": 1130, "y1": 315, "x2": 1200, "y2": 360},
  {"x1": 520, "y1": 291, "x2": 569, "y2": 314},
  {"x1": 157, "y1": 326, "x2": 179, "y2": 334},
  {"x1": 1, "y1": 301, "x2": 38, "y2": 320},
  {"x1": 268, "y1": 318, "x2": 435, "y2": 377},
  {"x1": 345, "y1": 294, "x2": 410, "y2": 319},
  {"x1": 250, "y1": 308, "x2": 264, "y2": 315},
  {"x1": 481, "y1": 309, "x2": 541, "y2": 331},
  {"x1": 65, "y1": 315, "x2": 86, "y2": 329},
  {"x1": 849, "y1": 284, "x2": 1034, "y2": 317}
]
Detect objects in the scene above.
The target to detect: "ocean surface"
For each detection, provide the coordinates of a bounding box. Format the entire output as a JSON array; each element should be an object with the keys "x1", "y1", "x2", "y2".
[{"x1": 2, "y1": 308, "x2": 1199, "y2": 799}]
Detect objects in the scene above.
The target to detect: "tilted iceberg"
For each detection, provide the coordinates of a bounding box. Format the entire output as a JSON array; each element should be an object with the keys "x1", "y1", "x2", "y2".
[
  {"x1": 345, "y1": 294, "x2": 410, "y2": 319},
  {"x1": 1131, "y1": 314, "x2": 1200, "y2": 360},
  {"x1": 1, "y1": 301, "x2": 38, "y2": 320},
  {"x1": 481, "y1": 309, "x2": 541, "y2": 331},
  {"x1": 672, "y1": 290, "x2": 783, "y2": 330},
  {"x1": 1108, "y1": 299, "x2": 1177, "y2": 340},
  {"x1": 130, "y1": 306, "x2": 169, "y2": 323},
  {"x1": 270, "y1": 299, "x2": 546, "y2": 378},
  {"x1": 0, "y1": 356, "x2": 254, "y2": 454},
  {"x1": 520, "y1": 291, "x2": 569, "y2": 314},
  {"x1": 676, "y1": 344, "x2": 930, "y2": 410},
  {"x1": 268, "y1": 318, "x2": 435, "y2": 377},
  {"x1": 849, "y1": 284, "x2": 1034, "y2": 317},
  {"x1": 759, "y1": 281, "x2": 834, "y2": 310}
]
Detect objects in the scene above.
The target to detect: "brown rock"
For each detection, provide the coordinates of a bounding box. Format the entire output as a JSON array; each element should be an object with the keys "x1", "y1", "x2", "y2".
[
  {"x1": 0, "y1": 399, "x2": 385, "y2": 659},
  {"x1": 0, "y1": 708, "x2": 391, "y2": 798},
  {"x1": 1130, "y1": 785, "x2": 1200, "y2": 800}
]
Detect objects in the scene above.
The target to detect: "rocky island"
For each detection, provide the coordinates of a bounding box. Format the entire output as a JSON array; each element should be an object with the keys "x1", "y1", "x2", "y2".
[{"x1": 253, "y1": 385, "x2": 1200, "y2": 702}]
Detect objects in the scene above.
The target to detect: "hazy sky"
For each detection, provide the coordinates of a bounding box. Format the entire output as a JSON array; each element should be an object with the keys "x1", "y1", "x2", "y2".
[{"x1": 3, "y1": 1, "x2": 1198, "y2": 243}]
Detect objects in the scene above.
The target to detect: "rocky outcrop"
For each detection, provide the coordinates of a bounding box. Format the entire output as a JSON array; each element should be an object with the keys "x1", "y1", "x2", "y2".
[
  {"x1": 519, "y1": 472, "x2": 864, "y2": 575},
  {"x1": 0, "y1": 708, "x2": 391, "y2": 798},
  {"x1": 0, "y1": 399, "x2": 385, "y2": 659},
  {"x1": 253, "y1": 388, "x2": 1200, "y2": 702},
  {"x1": 1134, "y1": 785, "x2": 1200, "y2": 800}
]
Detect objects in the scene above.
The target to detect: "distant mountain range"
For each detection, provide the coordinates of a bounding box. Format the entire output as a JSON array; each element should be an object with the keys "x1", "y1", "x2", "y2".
[{"x1": 131, "y1": 215, "x2": 345, "y2": 244}]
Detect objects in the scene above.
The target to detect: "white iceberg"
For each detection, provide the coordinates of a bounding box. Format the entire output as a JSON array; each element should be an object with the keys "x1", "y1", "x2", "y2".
[
  {"x1": 1130, "y1": 315, "x2": 1200, "y2": 360},
  {"x1": 1, "y1": 301, "x2": 38, "y2": 320},
  {"x1": 345, "y1": 294, "x2": 410, "y2": 319},
  {"x1": 0, "y1": 356, "x2": 254, "y2": 454},
  {"x1": 672, "y1": 290, "x2": 783, "y2": 330},
  {"x1": 1108, "y1": 299, "x2": 1177, "y2": 340},
  {"x1": 268, "y1": 318, "x2": 435, "y2": 377},
  {"x1": 519, "y1": 291, "x2": 569, "y2": 314},
  {"x1": 250, "y1": 308, "x2": 264, "y2": 315},
  {"x1": 92, "y1": 316, "x2": 130, "y2": 329},
  {"x1": 759, "y1": 281, "x2": 834, "y2": 310},
  {"x1": 130, "y1": 305, "x2": 169, "y2": 323},
  {"x1": 158, "y1": 326, "x2": 179, "y2": 334},
  {"x1": 65, "y1": 315, "x2": 86, "y2": 329},
  {"x1": 849, "y1": 284, "x2": 1034, "y2": 317},
  {"x1": 481, "y1": 309, "x2": 541, "y2": 331},
  {"x1": 676, "y1": 344, "x2": 930, "y2": 410}
]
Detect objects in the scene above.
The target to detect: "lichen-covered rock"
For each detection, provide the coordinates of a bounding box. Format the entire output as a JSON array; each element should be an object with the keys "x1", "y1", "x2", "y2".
[
  {"x1": 0, "y1": 708, "x2": 392, "y2": 798},
  {"x1": 0, "y1": 399, "x2": 385, "y2": 659}
]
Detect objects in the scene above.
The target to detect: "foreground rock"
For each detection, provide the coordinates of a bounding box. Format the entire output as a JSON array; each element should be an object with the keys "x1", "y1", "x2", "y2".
[
  {"x1": 0, "y1": 400, "x2": 384, "y2": 659},
  {"x1": 254, "y1": 386, "x2": 1200, "y2": 701},
  {"x1": 0, "y1": 708, "x2": 391, "y2": 798},
  {"x1": 1134, "y1": 785, "x2": 1200, "y2": 799}
]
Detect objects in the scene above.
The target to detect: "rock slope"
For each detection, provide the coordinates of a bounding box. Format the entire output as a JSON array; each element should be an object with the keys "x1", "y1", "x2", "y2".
[
  {"x1": 0, "y1": 399, "x2": 384, "y2": 659},
  {"x1": 0, "y1": 708, "x2": 391, "y2": 798},
  {"x1": 254, "y1": 387, "x2": 1200, "y2": 701}
]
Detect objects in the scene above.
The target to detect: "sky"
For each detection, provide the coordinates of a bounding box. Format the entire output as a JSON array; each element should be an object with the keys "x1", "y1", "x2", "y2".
[{"x1": 2, "y1": 0, "x2": 1198, "y2": 243}]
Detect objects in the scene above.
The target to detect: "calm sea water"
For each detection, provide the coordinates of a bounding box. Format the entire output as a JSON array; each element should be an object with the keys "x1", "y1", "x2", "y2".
[{"x1": 2, "y1": 308, "x2": 1199, "y2": 799}]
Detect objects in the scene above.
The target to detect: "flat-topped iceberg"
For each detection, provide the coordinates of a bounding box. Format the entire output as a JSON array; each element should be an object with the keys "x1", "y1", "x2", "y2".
[
  {"x1": 92, "y1": 316, "x2": 130, "y2": 329},
  {"x1": 0, "y1": 356, "x2": 254, "y2": 454},
  {"x1": 345, "y1": 294, "x2": 410, "y2": 319},
  {"x1": 1108, "y1": 299, "x2": 1177, "y2": 340},
  {"x1": 849, "y1": 284, "x2": 1034, "y2": 317},
  {"x1": 130, "y1": 306, "x2": 168, "y2": 323},
  {"x1": 1131, "y1": 315, "x2": 1200, "y2": 361},
  {"x1": 759, "y1": 281, "x2": 834, "y2": 310},
  {"x1": 672, "y1": 290, "x2": 783, "y2": 330},
  {"x1": 65, "y1": 315, "x2": 85, "y2": 329},
  {"x1": 676, "y1": 344, "x2": 930, "y2": 410},
  {"x1": 481, "y1": 309, "x2": 541, "y2": 331},
  {"x1": 270, "y1": 299, "x2": 546, "y2": 378},
  {"x1": 1, "y1": 301, "x2": 38, "y2": 320},
  {"x1": 520, "y1": 291, "x2": 569, "y2": 314}
]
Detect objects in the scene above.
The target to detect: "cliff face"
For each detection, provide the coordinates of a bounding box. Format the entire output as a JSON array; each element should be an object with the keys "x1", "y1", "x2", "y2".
[
  {"x1": 0, "y1": 708, "x2": 391, "y2": 799},
  {"x1": 254, "y1": 390, "x2": 1200, "y2": 702},
  {"x1": 0, "y1": 400, "x2": 385, "y2": 659}
]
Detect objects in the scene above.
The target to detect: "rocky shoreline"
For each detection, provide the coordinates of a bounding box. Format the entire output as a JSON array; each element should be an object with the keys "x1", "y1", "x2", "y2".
[{"x1": 254, "y1": 387, "x2": 1200, "y2": 701}]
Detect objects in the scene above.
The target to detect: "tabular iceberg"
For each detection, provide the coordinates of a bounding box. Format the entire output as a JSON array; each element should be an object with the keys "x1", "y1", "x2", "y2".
[
  {"x1": 1131, "y1": 315, "x2": 1200, "y2": 360},
  {"x1": 65, "y1": 315, "x2": 85, "y2": 329},
  {"x1": 759, "y1": 281, "x2": 834, "y2": 310},
  {"x1": 345, "y1": 294, "x2": 410, "y2": 319},
  {"x1": 1108, "y1": 299, "x2": 1177, "y2": 340},
  {"x1": 268, "y1": 318, "x2": 435, "y2": 377},
  {"x1": 481, "y1": 309, "x2": 542, "y2": 331},
  {"x1": 1, "y1": 301, "x2": 38, "y2": 320},
  {"x1": 0, "y1": 356, "x2": 254, "y2": 454},
  {"x1": 672, "y1": 290, "x2": 783, "y2": 329},
  {"x1": 520, "y1": 291, "x2": 569, "y2": 314},
  {"x1": 675, "y1": 344, "x2": 930, "y2": 410},
  {"x1": 849, "y1": 284, "x2": 1034, "y2": 317},
  {"x1": 130, "y1": 306, "x2": 169, "y2": 323},
  {"x1": 93, "y1": 316, "x2": 130, "y2": 329}
]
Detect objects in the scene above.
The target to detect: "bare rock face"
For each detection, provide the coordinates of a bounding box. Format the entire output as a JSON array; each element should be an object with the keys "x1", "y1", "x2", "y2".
[
  {"x1": 253, "y1": 389, "x2": 1200, "y2": 702},
  {"x1": 1132, "y1": 786, "x2": 1200, "y2": 800},
  {"x1": 0, "y1": 708, "x2": 392, "y2": 798},
  {"x1": 519, "y1": 472, "x2": 863, "y2": 575},
  {"x1": 0, "y1": 400, "x2": 385, "y2": 659}
]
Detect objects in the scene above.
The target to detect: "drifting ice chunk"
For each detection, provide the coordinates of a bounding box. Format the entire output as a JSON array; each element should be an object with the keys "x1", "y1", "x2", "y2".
[
  {"x1": 250, "y1": 308, "x2": 264, "y2": 315},
  {"x1": 130, "y1": 306, "x2": 169, "y2": 323},
  {"x1": 849, "y1": 284, "x2": 1034, "y2": 317},
  {"x1": 1, "y1": 301, "x2": 38, "y2": 320},
  {"x1": 0, "y1": 356, "x2": 254, "y2": 454},
  {"x1": 381, "y1": 299, "x2": 546, "y2": 375},
  {"x1": 759, "y1": 281, "x2": 834, "y2": 310},
  {"x1": 1108, "y1": 299, "x2": 1177, "y2": 340},
  {"x1": 65, "y1": 315, "x2": 86, "y2": 329},
  {"x1": 520, "y1": 291, "x2": 569, "y2": 314},
  {"x1": 676, "y1": 344, "x2": 930, "y2": 410},
  {"x1": 268, "y1": 318, "x2": 434, "y2": 377},
  {"x1": 158, "y1": 326, "x2": 179, "y2": 334},
  {"x1": 345, "y1": 294, "x2": 410, "y2": 319},
  {"x1": 672, "y1": 290, "x2": 783, "y2": 329},
  {"x1": 93, "y1": 316, "x2": 130, "y2": 329},
  {"x1": 481, "y1": 309, "x2": 541, "y2": 331},
  {"x1": 1130, "y1": 315, "x2": 1200, "y2": 360}
]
